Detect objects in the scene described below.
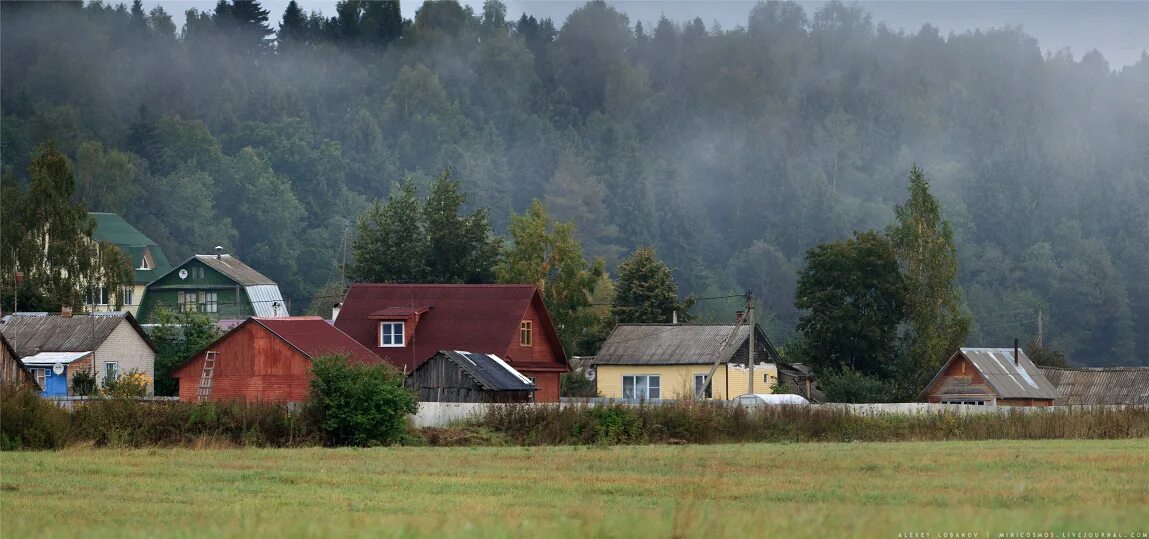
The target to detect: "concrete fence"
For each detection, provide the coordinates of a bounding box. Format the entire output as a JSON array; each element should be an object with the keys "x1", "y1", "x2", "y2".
[{"x1": 43, "y1": 395, "x2": 179, "y2": 410}]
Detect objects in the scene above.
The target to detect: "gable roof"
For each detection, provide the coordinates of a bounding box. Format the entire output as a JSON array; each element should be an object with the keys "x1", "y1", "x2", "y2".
[
  {"x1": 0, "y1": 312, "x2": 157, "y2": 357},
  {"x1": 420, "y1": 350, "x2": 537, "y2": 392},
  {"x1": 1040, "y1": 366, "x2": 1149, "y2": 405},
  {"x1": 334, "y1": 284, "x2": 566, "y2": 371},
  {"x1": 593, "y1": 323, "x2": 776, "y2": 365},
  {"x1": 89, "y1": 212, "x2": 172, "y2": 283},
  {"x1": 922, "y1": 347, "x2": 1058, "y2": 400},
  {"x1": 252, "y1": 317, "x2": 379, "y2": 364},
  {"x1": 194, "y1": 254, "x2": 277, "y2": 286}
]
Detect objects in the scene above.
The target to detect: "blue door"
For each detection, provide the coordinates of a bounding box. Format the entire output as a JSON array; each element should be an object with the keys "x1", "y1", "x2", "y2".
[{"x1": 43, "y1": 367, "x2": 68, "y2": 396}]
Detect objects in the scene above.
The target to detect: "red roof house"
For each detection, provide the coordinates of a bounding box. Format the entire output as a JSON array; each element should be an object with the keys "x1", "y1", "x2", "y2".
[
  {"x1": 173, "y1": 316, "x2": 381, "y2": 403},
  {"x1": 334, "y1": 284, "x2": 569, "y2": 402}
]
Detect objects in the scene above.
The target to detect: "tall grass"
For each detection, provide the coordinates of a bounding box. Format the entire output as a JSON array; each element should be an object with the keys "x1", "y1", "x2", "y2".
[{"x1": 473, "y1": 402, "x2": 1149, "y2": 445}]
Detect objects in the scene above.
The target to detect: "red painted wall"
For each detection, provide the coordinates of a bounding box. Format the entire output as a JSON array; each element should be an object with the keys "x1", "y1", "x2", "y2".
[
  {"x1": 175, "y1": 322, "x2": 312, "y2": 403},
  {"x1": 499, "y1": 295, "x2": 566, "y2": 402}
]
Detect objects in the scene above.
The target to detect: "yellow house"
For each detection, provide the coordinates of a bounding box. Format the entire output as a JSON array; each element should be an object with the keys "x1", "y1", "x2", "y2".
[{"x1": 592, "y1": 323, "x2": 782, "y2": 401}]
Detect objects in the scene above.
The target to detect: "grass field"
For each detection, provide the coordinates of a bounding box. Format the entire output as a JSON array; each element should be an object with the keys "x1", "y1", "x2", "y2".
[{"x1": 2, "y1": 440, "x2": 1148, "y2": 538}]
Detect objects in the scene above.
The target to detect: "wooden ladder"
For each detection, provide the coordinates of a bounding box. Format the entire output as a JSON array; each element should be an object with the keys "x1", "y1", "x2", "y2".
[{"x1": 197, "y1": 351, "x2": 218, "y2": 402}]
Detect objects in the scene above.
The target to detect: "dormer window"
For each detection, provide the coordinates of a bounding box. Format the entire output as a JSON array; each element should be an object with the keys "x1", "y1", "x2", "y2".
[
  {"x1": 379, "y1": 322, "x2": 405, "y2": 347},
  {"x1": 520, "y1": 321, "x2": 532, "y2": 346},
  {"x1": 138, "y1": 248, "x2": 154, "y2": 270}
]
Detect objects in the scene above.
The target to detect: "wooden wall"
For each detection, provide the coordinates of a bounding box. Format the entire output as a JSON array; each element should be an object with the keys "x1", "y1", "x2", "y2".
[
  {"x1": 924, "y1": 356, "x2": 996, "y2": 403},
  {"x1": 499, "y1": 294, "x2": 566, "y2": 402},
  {"x1": 175, "y1": 322, "x2": 312, "y2": 403},
  {"x1": 408, "y1": 353, "x2": 533, "y2": 403}
]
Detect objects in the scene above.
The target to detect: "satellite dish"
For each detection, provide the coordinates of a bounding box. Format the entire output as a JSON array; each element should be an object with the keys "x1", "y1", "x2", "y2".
[
  {"x1": 52, "y1": 362, "x2": 65, "y2": 376},
  {"x1": 585, "y1": 366, "x2": 596, "y2": 381},
  {"x1": 178, "y1": 269, "x2": 189, "y2": 280}
]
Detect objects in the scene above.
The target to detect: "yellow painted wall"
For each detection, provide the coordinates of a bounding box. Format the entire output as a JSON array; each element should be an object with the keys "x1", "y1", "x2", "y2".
[
  {"x1": 86, "y1": 283, "x2": 146, "y2": 316},
  {"x1": 595, "y1": 363, "x2": 778, "y2": 401}
]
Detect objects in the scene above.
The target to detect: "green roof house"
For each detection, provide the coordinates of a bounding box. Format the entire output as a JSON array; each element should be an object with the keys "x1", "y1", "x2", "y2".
[
  {"x1": 135, "y1": 251, "x2": 290, "y2": 323},
  {"x1": 87, "y1": 212, "x2": 172, "y2": 316}
]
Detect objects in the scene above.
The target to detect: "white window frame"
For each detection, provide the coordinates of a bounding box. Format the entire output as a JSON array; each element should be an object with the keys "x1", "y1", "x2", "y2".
[
  {"x1": 104, "y1": 362, "x2": 120, "y2": 383},
  {"x1": 693, "y1": 373, "x2": 713, "y2": 399},
  {"x1": 34, "y1": 368, "x2": 47, "y2": 388},
  {"x1": 201, "y1": 291, "x2": 218, "y2": 313},
  {"x1": 89, "y1": 286, "x2": 109, "y2": 306},
  {"x1": 622, "y1": 375, "x2": 661, "y2": 401},
  {"x1": 122, "y1": 287, "x2": 134, "y2": 306},
  {"x1": 378, "y1": 322, "x2": 405, "y2": 347}
]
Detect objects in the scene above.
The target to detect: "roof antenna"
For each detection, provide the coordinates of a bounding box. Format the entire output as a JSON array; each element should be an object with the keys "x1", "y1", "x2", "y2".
[{"x1": 215, "y1": 246, "x2": 223, "y2": 260}]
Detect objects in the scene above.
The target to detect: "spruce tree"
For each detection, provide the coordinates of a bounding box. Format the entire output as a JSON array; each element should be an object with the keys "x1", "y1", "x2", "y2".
[
  {"x1": 278, "y1": 0, "x2": 308, "y2": 49},
  {"x1": 611, "y1": 247, "x2": 694, "y2": 324}
]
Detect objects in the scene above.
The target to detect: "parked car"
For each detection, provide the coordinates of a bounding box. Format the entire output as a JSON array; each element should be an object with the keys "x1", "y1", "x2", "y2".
[{"x1": 734, "y1": 393, "x2": 810, "y2": 406}]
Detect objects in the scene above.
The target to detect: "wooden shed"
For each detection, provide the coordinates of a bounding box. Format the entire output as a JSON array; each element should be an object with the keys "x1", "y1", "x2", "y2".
[
  {"x1": 173, "y1": 316, "x2": 380, "y2": 403},
  {"x1": 920, "y1": 347, "x2": 1058, "y2": 406},
  {"x1": 1, "y1": 334, "x2": 38, "y2": 390},
  {"x1": 407, "y1": 350, "x2": 536, "y2": 403}
]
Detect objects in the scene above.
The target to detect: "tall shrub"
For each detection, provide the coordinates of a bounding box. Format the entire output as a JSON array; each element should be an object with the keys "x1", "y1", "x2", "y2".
[{"x1": 307, "y1": 355, "x2": 417, "y2": 446}]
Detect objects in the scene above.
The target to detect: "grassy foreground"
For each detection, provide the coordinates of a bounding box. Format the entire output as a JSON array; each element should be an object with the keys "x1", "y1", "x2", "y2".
[{"x1": 2, "y1": 440, "x2": 1147, "y2": 538}]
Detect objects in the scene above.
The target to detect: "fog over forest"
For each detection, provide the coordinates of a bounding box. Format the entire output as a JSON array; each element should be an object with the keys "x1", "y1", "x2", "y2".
[{"x1": 2, "y1": 0, "x2": 1147, "y2": 366}]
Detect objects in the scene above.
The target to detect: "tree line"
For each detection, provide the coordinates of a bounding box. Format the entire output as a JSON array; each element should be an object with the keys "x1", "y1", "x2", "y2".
[{"x1": 2, "y1": 0, "x2": 1147, "y2": 366}]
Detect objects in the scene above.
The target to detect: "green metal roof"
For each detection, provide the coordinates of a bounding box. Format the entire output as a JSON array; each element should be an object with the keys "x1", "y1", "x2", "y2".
[{"x1": 88, "y1": 212, "x2": 172, "y2": 284}]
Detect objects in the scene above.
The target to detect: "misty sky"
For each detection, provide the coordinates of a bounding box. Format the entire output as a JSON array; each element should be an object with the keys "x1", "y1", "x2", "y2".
[{"x1": 155, "y1": 0, "x2": 1148, "y2": 67}]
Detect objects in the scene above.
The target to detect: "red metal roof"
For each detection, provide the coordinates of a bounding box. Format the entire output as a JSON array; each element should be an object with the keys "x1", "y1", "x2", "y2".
[
  {"x1": 252, "y1": 317, "x2": 380, "y2": 365},
  {"x1": 369, "y1": 306, "x2": 430, "y2": 319},
  {"x1": 334, "y1": 284, "x2": 566, "y2": 372}
]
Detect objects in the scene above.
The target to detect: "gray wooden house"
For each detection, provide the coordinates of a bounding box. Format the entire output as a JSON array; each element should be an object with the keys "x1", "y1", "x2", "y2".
[{"x1": 407, "y1": 350, "x2": 536, "y2": 403}]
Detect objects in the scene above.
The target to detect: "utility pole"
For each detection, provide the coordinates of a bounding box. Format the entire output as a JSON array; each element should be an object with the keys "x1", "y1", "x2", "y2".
[
  {"x1": 1036, "y1": 306, "x2": 1044, "y2": 348},
  {"x1": 747, "y1": 290, "x2": 755, "y2": 395}
]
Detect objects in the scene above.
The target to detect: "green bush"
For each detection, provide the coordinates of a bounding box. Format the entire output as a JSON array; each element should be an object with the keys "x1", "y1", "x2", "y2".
[
  {"x1": 818, "y1": 368, "x2": 898, "y2": 403},
  {"x1": 307, "y1": 355, "x2": 418, "y2": 446},
  {"x1": 0, "y1": 383, "x2": 69, "y2": 450},
  {"x1": 71, "y1": 371, "x2": 97, "y2": 396}
]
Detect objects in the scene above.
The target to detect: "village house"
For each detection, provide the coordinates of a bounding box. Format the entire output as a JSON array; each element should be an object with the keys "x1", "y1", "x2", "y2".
[
  {"x1": 1, "y1": 333, "x2": 38, "y2": 389},
  {"x1": 173, "y1": 316, "x2": 380, "y2": 403},
  {"x1": 1, "y1": 311, "x2": 157, "y2": 396},
  {"x1": 1039, "y1": 366, "x2": 1149, "y2": 405},
  {"x1": 85, "y1": 212, "x2": 172, "y2": 316},
  {"x1": 135, "y1": 250, "x2": 289, "y2": 324},
  {"x1": 920, "y1": 347, "x2": 1058, "y2": 406},
  {"x1": 333, "y1": 284, "x2": 569, "y2": 402},
  {"x1": 592, "y1": 322, "x2": 782, "y2": 401},
  {"x1": 408, "y1": 350, "x2": 537, "y2": 403}
]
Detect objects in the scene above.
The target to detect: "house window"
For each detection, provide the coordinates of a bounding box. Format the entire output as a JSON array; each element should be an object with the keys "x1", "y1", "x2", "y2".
[
  {"x1": 693, "y1": 374, "x2": 713, "y2": 399},
  {"x1": 33, "y1": 368, "x2": 47, "y2": 388},
  {"x1": 139, "y1": 256, "x2": 150, "y2": 270},
  {"x1": 763, "y1": 373, "x2": 770, "y2": 384},
  {"x1": 122, "y1": 287, "x2": 134, "y2": 306},
  {"x1": 520, "y1": 321, "x2": 532, "y2": 346},
  {"x1": 622, "y1": 375, "x2": 661, "y2": 400},
  {"x1": 88, "y1": 286, "x2": 109, "y2": 306},
  {"x1": 379, "y1": 322, "x2": 405, "y2": 347},
  {"x1": 178, "y1": 291, "x2": 198, "y2": 312},
  {"x1": 201, "y1": 291, "x2": 218, "y2": 313},
  {"x1": 104, "y1": 362, "x2": 120, "y2": 383}
]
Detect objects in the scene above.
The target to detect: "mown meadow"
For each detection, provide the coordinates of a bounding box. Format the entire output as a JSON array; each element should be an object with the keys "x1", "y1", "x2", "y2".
[{"x1": 2, "y1": 439, "x2": 1147, "y2": 538}]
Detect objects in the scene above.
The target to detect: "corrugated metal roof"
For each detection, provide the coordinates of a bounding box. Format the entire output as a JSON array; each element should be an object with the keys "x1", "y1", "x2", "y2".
[
  {"x1": 954, "y1": 348, "x2": 1058, "y2": 400},
  {"x1": 0, "y1": 313, "x2": 152, "y2": 357},
  {"x1": 593, "y1": 324, "x2": 752, "y2": 365},
  {"x1": 21, "y1": 351, "x2": 93, "y2": 365},
  {"x1": 194, "y1": 255, "x2": 276, "y2": 286},
  {"x1": 246, "y1": 284, "x2": 289, "y2": 317},
  {"x1": 427, "y1": 350, "x2": 535, "y2": 392},
  {"x1": 253, "y1": 317, "x2": 379, "y2": 364},
  {"x1": 334, "y1": 284, "x2": 566, "y2": 372},
  {"x1": 1040, "y1": 366, "x2": 1149, "y2": 405}
]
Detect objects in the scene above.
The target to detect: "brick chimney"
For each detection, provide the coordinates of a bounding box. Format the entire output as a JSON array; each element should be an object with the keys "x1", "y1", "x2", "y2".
[{"x1": 60, "y1": 305, "x2": 73, "y2": 318}]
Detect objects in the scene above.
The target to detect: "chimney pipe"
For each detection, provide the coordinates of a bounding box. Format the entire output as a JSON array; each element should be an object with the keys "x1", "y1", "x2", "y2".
[
  {"x1": 332, "y1": 302, "x2": 342, "y2": 321},
  {"x1": 735, "y1": 311, "x2": 744, "y2": 323},
  {"x1": 671, "y1": 310, "x2": 678, "y2": 324},
  {"x1": 1014, "y1": 338, "x2": 1020, "y2": 366},
  {"x1": 60, "y1": 305, "x2": 73, "y2": 318},
  {"x1": 215, "y1": 246, "x2": 223, "y2": 260}
]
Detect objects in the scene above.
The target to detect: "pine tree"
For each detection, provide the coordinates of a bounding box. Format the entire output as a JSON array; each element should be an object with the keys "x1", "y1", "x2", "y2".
[
  {"x1": 423, "y1": 170, "x2": 500, "y2": 284},
  {"x1": 349, "y1": 180, "x2": 428, "y2": 283},
  {"x1": 277, "y1": 0, "x2": 308, "y2": 49},
  {"x1": 362, "y1": 0, "x2": 403, "y2": 46},
  {"x1": 611, "y1": 247, "x2": 694, "y2": 324}
]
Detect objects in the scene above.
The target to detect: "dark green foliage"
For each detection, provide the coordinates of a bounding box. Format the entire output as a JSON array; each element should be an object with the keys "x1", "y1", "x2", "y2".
[
  {"x1": 795, "y1": 231, "x2": 905, "y2": 378},
  {"x1": 816, "y1": 368, "x2": 897, "y2": 403},
  {"x1": 560, "y1": 372, "x2": 598, "y2": 398},
  {"x1": 307, "y1": 355, "x2": 418, "y2": 447},
  {"x1": 1026, "y1": 343, "x2": 1070, "y2": 368},
  {"x1": 149, "y1": 307, "x2": 222, "y2": 397},
  {"x1": 350, "y1": 171, "x2": 499, "y2": 284},
  {"x1": 0, "y1": 384, "x2": 70, "y2": 450},
  {"x1": 611, "y1": 247, "x2": 694, "y2": 324},
  {"x1": 1, "y1": 2, "x2": 1146, "y2": 364},
  {"x1": 71, "y1": 371, "x2": 97, "y2": 397}
]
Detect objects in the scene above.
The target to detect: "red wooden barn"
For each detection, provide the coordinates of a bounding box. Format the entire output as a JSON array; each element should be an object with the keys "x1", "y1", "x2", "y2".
[
  {"x1": 173, "y1": 316, "x2": 380, "y2": 402},
  {"x1": 334, "y1": 284, "x2": 569, "y2": 402}
]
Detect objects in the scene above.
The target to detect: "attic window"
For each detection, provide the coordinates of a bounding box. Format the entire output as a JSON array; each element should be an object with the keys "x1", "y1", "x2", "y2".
[
  {"x1": 520, "y1": 321, "x2": 532, "y2": 346},
  {"x1": 379, "y1": 322, "x2": 405, "y2": 347}
]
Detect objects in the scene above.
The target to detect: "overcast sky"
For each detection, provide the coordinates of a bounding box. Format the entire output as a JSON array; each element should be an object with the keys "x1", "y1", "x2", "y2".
[{"x1": 156, "y1": 1, "x2": 1149, "y2": 67}]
